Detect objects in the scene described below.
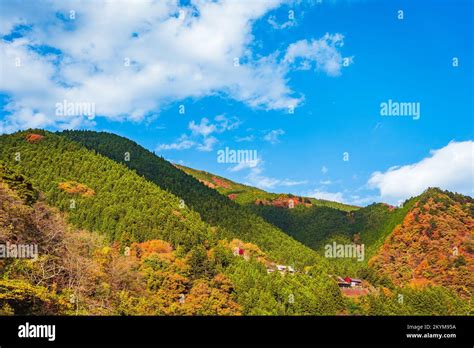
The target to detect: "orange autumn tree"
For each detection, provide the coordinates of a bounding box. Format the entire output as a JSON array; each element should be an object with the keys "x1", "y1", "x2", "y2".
[
  {"x1": 58, "y1": 181, "x2": 95, "y2": 197},
  {"x1": 132, "y1": 240, "x2": 173, "y2": 258},
  {"x1": 25, "y1": 133, "x2": 44, "y2": 143}
]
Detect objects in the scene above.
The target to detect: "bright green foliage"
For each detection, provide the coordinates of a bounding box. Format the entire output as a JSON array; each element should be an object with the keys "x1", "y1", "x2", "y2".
[
  {"x1": 0, "y1": 131, "x2": 346, "y2": 315},
  {"x1": 249, "y1": 204, "x2": 352, "y2": 250},
  {"x1": 0, "y1": 130, "x2": 212, "y2": 250},
  {"x1": 59, "y1": 130, "x2": 322, "y2": 268},
  {"x1": 225, "y1": 258, "x2": 346, "y2": 315}
]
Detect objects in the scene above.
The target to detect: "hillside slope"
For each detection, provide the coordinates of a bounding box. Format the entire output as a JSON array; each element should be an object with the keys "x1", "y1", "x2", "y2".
[
  {"x1": 177, "y1": 164, "x2": 359, "y2": 211},
  {"x1": 249, "y1": 204, "x2": 352, "y2": 250},
  {"x1": 0, "y1": 131, "x2": 347, "y2": 315},
  {"x1": 59, "y1": 130, "x2": 323, "y2": 267},
  {"x1": 369, "y1": 189, "x2": 474, "y2": 298},
  {"x1": 0, "y1": 164, "x2": 241, "y2": 315},
  {"x1": 241, "y1": 195, "x2": 418, "y2": 261},
  {"x1": 1, "y1": 131, "x2": 469, "y2": 315},
  {"x1": 0, "y1": 131, "x2": 212, "y2": 250},
  {"x1": 247, "y1": 201, "x2": 419, "y2": 280}
]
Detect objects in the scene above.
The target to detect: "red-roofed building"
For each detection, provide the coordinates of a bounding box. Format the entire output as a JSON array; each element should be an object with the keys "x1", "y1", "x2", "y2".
[
  {"x1": 344, "y1": 277, "x2": 362, "y2": 287},
  {"x1": 233, "y1": 247, "x2": 245, "y2": 256}
]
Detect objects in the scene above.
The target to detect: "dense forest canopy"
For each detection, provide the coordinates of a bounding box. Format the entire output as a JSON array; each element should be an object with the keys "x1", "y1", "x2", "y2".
[
  {"x1": 0, "y1": 130, "x2": 471, "y2": 316},
  {"x1": 59, "y1": 130, "x2": 323, "y2": 268}
]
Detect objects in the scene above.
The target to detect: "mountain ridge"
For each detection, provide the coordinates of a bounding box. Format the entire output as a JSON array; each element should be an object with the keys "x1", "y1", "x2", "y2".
[
  {"x1": 0, "y1": 129, "x2": 471, "y2": 315},
  {"x1": 176, "y1": 163, "x2": 360, "y2": 212}
]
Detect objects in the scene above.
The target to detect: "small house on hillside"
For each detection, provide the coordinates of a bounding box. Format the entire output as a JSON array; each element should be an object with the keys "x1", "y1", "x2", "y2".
[
  {"x1": 336, "y1": 276, "x2": 351, "y2": 288},
  {"x1": 266, "y1": 264, "x2": 296, "y2": 275},
  {"x1": 273, "y1": 265, "x2": 295, "y2": 275},
  {"x1": 344, "y1": 277, "x2": 362, "y2": 288},
  {"x1": 233, "y1": 247, "x2": 244, "y2": 256},
  {"x1": 334, "y1": 276, "x2": 362, "y2": 288},
  {"x1": 232, "y1": 247, "x2": 250, "y2": 260}
]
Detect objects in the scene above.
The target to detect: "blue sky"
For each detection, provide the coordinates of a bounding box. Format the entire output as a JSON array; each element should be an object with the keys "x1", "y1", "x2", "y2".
[{"x1": 0, "y1": 0, "x2": 472, "y2": 205}]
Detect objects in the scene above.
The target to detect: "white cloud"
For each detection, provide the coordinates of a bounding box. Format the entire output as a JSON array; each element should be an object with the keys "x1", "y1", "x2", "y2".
[
  {"x1": 280, "y1": 179, "x2": 308, "y2": 186},
  {"x1": 368, "y1": 141, "x2": 474, "y2": 203},
  {"x1": 189, "y1": 118, "x2": 217, "y2": 137},
  {"x1": 0, "y1": 1, "x2": 352, "y2": 131},
  {"x1": 321, "y1": 165, "x2": 328, "y2": 174},
  {"x1": 214, "y1": 114, "x2": 241, "y2": 131},
  {"x1": 267, "y1": 15, "x2": 296, "y2": 30},
  {"x1": 235, "y1": 135, "x2": 255, "y2": 142},
  {"x1": 305, "y1": 188, "x2": 375, "y2": 206},
  {"x1": 284, "y1": 33, "x2": 352, "y2": 76},
  {"x1": 245, "y1": 168, "x2": 281, "y2": 190},
  {"x1": 263, "y1": 129, "x2": 285, "y2": 144},
  {"x1": 228, "y1": 157, "x2": 260, "y2": 172},
  {"x1": 237, "y1": 157, "x2": 306, "y2": 190},
  {"x1": 156, "y1": 135, "x2": 195, "y2": 151},
  {"x1": 157, "y1": 115, "x2": 239, "y2": 152},
  {"x1": 306, "y1": 189, "x2": 345, "y2": 203},
  {"x1": 197, "y1": 136, "x2": 218, "y2": 152},
  {"x1": 189, "y1": 115, "x2": 240, "y2": 137}
]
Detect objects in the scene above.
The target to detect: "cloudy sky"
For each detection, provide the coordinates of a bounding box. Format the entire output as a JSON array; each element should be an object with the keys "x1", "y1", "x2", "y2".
[{"x1": 0, "y1": 0, "x2": 472, "y2": 205}]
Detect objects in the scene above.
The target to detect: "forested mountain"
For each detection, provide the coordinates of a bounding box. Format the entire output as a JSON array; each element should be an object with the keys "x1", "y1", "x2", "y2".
[
  {"x1": 59, "y1": 130, "x2": 322, "y2": 267},
  {"x1": 0, "y1": 164, "x2": 240, "y2": 315},
  {"x1": 247, "y1": 199, "x2": 420, "y2": 280},
  {"x1": 0, "y1": 131, "x2": 345, "y2": 315},
  {"x1": 0, "y1": 130, "x2": 471, "y2": 316},
  {"x1": 0, "y1": 130, "x2": 212, "y2": 250},
  {"x1": 369, "y1": 188, "x2": 474, "y2": 298},
  {"x1": 167, "y1": 162, "x2": 431, "y2": 277},
  {"x1": 177, "y1": 164, "x2": 358, "y2": 211},
  {"x1": 56, "y1": 131, "x2": 474, "y2": 301}
]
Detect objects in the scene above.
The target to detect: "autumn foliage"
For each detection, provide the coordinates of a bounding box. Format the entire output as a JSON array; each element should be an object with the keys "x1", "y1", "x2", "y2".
[
  {"x1": 2, "y1": 131, "x2": 471, "y2": 316},
  {"x1": 1, "y1": 177, "x2": 241, "y2": 315},
  {"x1": 132, "y1": 240, "x2": 173, "y2": 258},
  {"x1": 25, "y1": 133, "x2": 44, "y2": 143},
  {"x1": 211, "y1": 176, "x2": 232, "y2": 189},
  {"x1": 369, "y1": 189, "x2": 474, "y2": 298},
  {"x1": 58, "y1": 181, "x2": 95, "y2": 197}
]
